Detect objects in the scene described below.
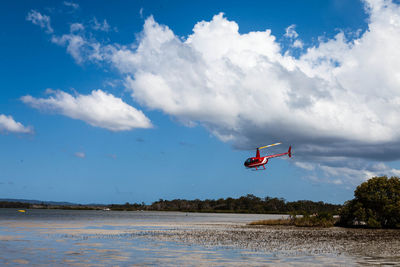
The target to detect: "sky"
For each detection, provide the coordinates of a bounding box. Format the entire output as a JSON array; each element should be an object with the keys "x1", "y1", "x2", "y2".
[{"x1": 1, "y1": 0, "x2": 400, "y2": 204}]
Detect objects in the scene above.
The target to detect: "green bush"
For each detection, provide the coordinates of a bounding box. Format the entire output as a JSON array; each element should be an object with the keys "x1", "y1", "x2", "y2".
[
  {"x1": 339, "y1": 176, "x2": 400, "y2": 228},
  {"x1": 249, "y1": 212, "x2": 336, "y2": 227}
]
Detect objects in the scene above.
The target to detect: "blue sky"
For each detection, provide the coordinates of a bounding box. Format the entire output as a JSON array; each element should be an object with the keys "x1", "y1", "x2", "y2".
[{"x1": 1, "y1": 0, "x2": 400, "y2": 204}]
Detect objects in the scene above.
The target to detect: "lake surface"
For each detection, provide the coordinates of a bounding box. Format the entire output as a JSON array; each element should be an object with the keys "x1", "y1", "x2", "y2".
[{"x1": 1, "y1": 209, "x2": 399, "y2": 266}]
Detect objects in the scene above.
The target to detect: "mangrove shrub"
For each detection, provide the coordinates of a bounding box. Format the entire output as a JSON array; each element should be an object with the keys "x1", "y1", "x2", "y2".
[{"x1": 339, "y1": 176, "x2": 400, "y2": 228}]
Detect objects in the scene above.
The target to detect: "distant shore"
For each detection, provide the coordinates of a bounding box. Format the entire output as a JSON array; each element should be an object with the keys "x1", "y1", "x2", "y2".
[{"x1": 0, "y1": 194, "x2": 341, "y2": 215}]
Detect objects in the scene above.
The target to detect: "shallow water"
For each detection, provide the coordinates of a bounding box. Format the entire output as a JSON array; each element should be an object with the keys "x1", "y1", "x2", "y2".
[{"x1": 0, "y1": 209, "x2": 399, "y2": 266}]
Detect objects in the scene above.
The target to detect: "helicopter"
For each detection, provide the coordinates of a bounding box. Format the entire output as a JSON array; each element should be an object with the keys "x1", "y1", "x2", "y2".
[{"x1": 244, "y1": 143, "x2": 291, "y2": 170}]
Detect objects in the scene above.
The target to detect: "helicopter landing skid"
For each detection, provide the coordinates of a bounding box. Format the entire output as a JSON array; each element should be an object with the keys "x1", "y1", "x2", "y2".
[{"x1": 252, "y1": 166, "x2": 267, "y2": 171}]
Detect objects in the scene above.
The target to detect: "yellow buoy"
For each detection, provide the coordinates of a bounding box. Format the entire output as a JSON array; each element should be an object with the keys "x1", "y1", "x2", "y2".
[{"x1": 17, "y1": 210, "x2": 26, "y2": 213}]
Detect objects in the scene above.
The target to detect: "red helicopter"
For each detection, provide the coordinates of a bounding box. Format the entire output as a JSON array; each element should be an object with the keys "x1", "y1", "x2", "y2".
[{"x1": 244, "y1": 143, "x2": 292, "y2": 170}]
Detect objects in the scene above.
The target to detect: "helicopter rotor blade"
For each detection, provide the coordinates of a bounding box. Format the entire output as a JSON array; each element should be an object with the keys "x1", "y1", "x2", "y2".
[{"x1": 258, "y1": 142, "x2": 282, "y2": 150}]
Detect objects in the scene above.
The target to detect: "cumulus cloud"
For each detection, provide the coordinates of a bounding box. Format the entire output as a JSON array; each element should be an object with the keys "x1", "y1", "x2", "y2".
[
  {"x1": 0, "y1": 114, "x2": 33, "y2": 134},
  {"x1": 106, "y1": 1, "x2": 400, "y2": 183},
  {"x1": 21, "y1": 89, "x2": 152, "y2": 131},
  {"x1": 31, "y1": 0, "x2": 400, "y2": 184},
  {"x1": 26, "y1": 10, "x2": 53, "y2": 33}
]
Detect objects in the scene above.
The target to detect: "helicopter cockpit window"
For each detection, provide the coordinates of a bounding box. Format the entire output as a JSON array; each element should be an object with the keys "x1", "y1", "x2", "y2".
[{"x1": 245, "y1": 158, "x2": 253, "y2": 164}]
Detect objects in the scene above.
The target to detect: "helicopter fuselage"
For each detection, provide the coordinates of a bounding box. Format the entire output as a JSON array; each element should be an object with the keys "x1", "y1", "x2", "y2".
[{"x1": 244, "y1": 157, "x2": 268, "y2": 168}]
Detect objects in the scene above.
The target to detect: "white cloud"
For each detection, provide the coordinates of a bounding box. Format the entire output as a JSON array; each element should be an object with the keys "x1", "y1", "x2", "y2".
[
  {"x1": 26, "y1": 11, "x2": 104, "y2": 64},
  {"x1": 21, "y1": 89, "x2": 152, "y2": 131},
  {"x1": 74, "y1": 152, "x2": 85, "y2": 158},
  {"x1": 63, "y1": 1, "x2": 79, "y2": 10},
  {"x1": 92, "y1": 17, "x2": 111, "y2": 32},
  {"x1": 51, "y1": 34, "x2": 87, "y2": 63},
  {"x1": 50, "y1": 19, "x2": 108, "y2": 63},
  {"x1": 106, "y1": 2, "x2": 400, "y2": 183},
  {"x1": 51, "y1": 30, "x2": 103, "y2": 64},
  {"x1": 297, "y1": 161, "x2": 400, "y2": 185},
  {"x1": 284, "y1": 25, "x2": 303, "y2": 49},
  {"x1": 0, "y1": 114, "x2": 33, "y2": 134},
  {"x1": 294, "y1": 162, "x2": 315, "y2": 171},
  {"x1": 26, "y1": 10, "x2": 53, "y2": 33},
  {"x1": 33, "y1": 0, "x2": 400, "y2": 183},
  {"x1": 70, "y1": 23, "x2": 84, "y2": 32},
  {"x1": 111, "y1": 12, "x2": 395, "y2": 146},
  {"x1": 284, "y1": 24, "x2": 298, "y2": 39},
  {"x1": 293, "y1": 39, "x2": 303, "y2": 49}
]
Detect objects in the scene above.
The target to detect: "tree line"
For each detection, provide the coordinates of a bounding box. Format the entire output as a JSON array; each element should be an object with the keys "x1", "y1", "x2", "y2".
[
  {"x1": 1, "y1": 195, "x2": 341, "y2": 214},
  {"x1": 111, "y1": 194, "x2": 341, "y2": 214},
  {"x1": 0, "y1": 201, "x2": 30, "y2": 209}
]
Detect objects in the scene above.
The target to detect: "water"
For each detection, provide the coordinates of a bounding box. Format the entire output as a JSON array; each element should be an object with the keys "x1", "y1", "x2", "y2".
[
  {"x1": 1, "y1": 209, "x2": 399, "y2": 266},
  {"x1": 0, "y1": 208, "x2": 288, "y2": 223}
]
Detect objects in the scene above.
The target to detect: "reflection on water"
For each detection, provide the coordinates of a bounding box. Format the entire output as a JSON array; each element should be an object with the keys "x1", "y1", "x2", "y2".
[{"x1": 0, "y1": 209, "x2": 399, "y2": 266}]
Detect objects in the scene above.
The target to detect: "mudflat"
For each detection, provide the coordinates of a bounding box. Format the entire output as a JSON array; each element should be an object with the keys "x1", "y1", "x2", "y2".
[
  {"x1": 144, "y1": 224, "x2": 400, "y2": 257},
  {"x1": 1, "y1": 209, "x2": 399, "y2": 266}
]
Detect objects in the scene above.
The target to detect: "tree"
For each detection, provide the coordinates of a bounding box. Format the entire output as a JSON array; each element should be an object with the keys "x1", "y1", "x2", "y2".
[{"x1": 339, "y1": 176, "x2": 400, "y2": 228}]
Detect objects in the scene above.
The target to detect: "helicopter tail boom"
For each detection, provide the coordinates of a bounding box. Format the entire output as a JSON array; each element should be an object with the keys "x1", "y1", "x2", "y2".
[{"x1": 265, "y1": 145, "x2": 292, "y2": 159}]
